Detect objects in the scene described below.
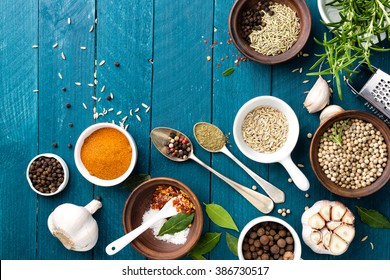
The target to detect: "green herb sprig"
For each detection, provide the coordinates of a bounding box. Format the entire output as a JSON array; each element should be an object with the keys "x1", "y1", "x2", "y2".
[
  {"x1": 323, "y1": 119, "x2": 349, "y2": 146},
  {"x1": 308, "y1": 0, "x2": 390, "y2": 100}
]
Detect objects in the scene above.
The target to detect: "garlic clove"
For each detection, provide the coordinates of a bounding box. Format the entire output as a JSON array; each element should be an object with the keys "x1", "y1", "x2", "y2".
[
  {"x1": 303, "y1": 76, "x2": 331, "y2": 113},
  {"x1": 319, "y1": 105, "x2": 344, "y2": 124},
  {"x1": 334, "y1": 224, "x2": 355, "y2": 243},
  {"x1": 319, "y1": 204, "x2": 331, "y2": 221},
  {"x1": 301, "y1": 200, "x2": 355, "y2": 256},
  {"x1": 308, "y1": 213, "x2": 326, "y2": 229},
  {"x1": 328, "y1": 233, "x2": 349, "y2": 255},
  {"x1": 331, "y1": 203, "x2": 347, "y2": 221}
]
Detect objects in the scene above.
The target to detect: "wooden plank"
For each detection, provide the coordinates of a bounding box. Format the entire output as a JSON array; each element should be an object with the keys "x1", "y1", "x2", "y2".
[
  {"x1": 36, "y1": 0, "x2": 96, "y2": 259},
  {"x1": 0, "y1": 0, "x2": 38, "y2": 259},
  {"x1": 94, "y1": 0, "x2": 153, "y2": 260},
  {"x1": 151, "y1": 0, "x2": 214, "y2": 259}
]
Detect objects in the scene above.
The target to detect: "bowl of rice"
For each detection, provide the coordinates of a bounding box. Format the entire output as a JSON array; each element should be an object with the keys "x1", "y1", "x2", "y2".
[{"x1": 228, "y1": 0, "x2": 311, "y2": 64}]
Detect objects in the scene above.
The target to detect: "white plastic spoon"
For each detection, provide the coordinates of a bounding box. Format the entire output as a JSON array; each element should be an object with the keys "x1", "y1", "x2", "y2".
[{"x1": 105, "y1": 198, "x2": 179, "y2": 256}]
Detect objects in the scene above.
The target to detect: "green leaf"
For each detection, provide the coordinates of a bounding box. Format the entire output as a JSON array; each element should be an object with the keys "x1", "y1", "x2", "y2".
[
  {"x1": 222, "y1": 67, "x2": 235, "y2": 77},
  {"x1": 189, "y1": 254, "x2": 207, "y2": 260},
  {"x1": 120, "y1": 173, "x2": 151, "y2": 191},
  {"x1": 226, "y1": 232, "x2": 238, "y2": 256},
  {"x1": 356, "y1": 206, "x2": 390, "y2": 229},
  {"x1": 204, "y1": 203, "x2": 239, "y2": 232},
  {"x1": 158, "y1": 213, "x2": 194, "y2": 236},
  {"x1": 188, "y1": 232, "x2": 221, "y2": 256}
]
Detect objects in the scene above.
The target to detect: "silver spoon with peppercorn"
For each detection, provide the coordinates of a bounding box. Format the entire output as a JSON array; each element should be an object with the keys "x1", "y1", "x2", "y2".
[
  {"x1": 193, "y1": 122, "x2": 285, "y2": 203},
  {"x1": 150, "y1": 127, "x2": 274, "y2": 214}
]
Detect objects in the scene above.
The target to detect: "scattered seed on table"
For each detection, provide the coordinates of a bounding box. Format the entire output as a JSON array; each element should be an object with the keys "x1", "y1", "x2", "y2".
[
  {"x1": 94, "y1": 79, "x2": 98, "y2": 85},
  {"x1": 136, "y1": 115, "x2": 141, "y2": 122},
  {"x1": 370, "y1": 242, "x2": 374, "y2": 250},
  {"x1": 62, "y1": 87, "x2": 67, "y2": 92},
  {"x1": 108, "y1": 108, "x2": 114, "y2": 112},
  {"x1": 145, "y1": 107, "x2": 150, "y2": 113},
  {"x1": 95, "y1": 18, "x2": 98, "y2": 24},
  {"x1": 88, "y1": 83, "x2": 94, "y2": 87},
  {"x1": 67, "y1": 17, "x2": 71, "y2": 24},
  {"x1": 361, "y1": 236, "x2": 368, "y2": 242},
  {"x1": 33, "y1": 89, "x2": 39, "y2": 93},
  {"x1": 61, "y1": 52, "x2": 66, "y2": 60},
  {"x1": 52, "y1": 142, "x2": 58, "y2": 148},
  {"x1": 141, "y1": 103, "x2": 148, "y2": 109},
  {"x1": 110, "y1": 92, "x2": 113, "y2": 99},
  {"x1": 116, "y1": 111, "x2": 122, "y2": 115},
  {"x1": 101, "y1": 85, "x2": 106, "y2": 92},
  {"x1": 89, "y1": 25, "x2": 94, "y2": 32},
  {"x1": 134, "y1": 107, "x2": 140, "y2": 113},
  {"x1": 298, "y1": 163, "x2": 304, "y2": 168},
  {"x1": 32, "y1": 45, "x2": 38, "y2": 48},
  {"x1": 67, "y1": 143, "x2": 72, "y2": 149},
  {"x1": 252, "y1": 185, "x2": 257, "y2": 191},
  {"x1": 148, "y1": 58, "x2": 153, "y2": 64},
  {"x1": 207, "y1": 56, "x2": 211, "y2": 61},
  {"x1": 282, "y1": 212, "x2": 286, "y2": 217},
  {"x1": 80, "y1": 46, "x2": 87, "y2": 50},
  {"x1": 304, "y1": 91, "x2": 309, "y2": 94},
  {"x1": 58, "y1": 72, "x2": 63, "y2": 79},
  {"x1": 122, "y1": 116, "x2": 128, "y2": 122},
  {"x1": 286, "y1": 209, "x2": 291, "y2": 214},
  {"x1": 303, "y1": 80, "x2": 309, "y2": 84},
  {"x1": 91, "y1": 96, "x2": 97, "y2": 101},
  {"x1": 307, "y1": 133, "x2": 312, "y2": 139},
  {"x1": 303, "y1": 53, "x2": 309, "y2": 57},
  {"x1": 125, "y1": 124, "x2": 129, "y2": 130},
  {"x1": 327, "y1": 80, "x2": 331, "y2": 83},
  {"x1": 304, "y1": 206, "x2": 309, "y2": 211},
  {"x1": 129, "y1": 109, "x2": 133, "y2": 116},
  {"x1": 75, "y1": 82, "x2": 81, "y2": 86},
  {"x1": 305, "y1": 193, "x2": 310, "y2": 198},
  {"x1": 97, "y1": 97, "x2": 101, "y2": 102},
  {"x1": 277, "y1": 209, "x2": 282, "y2": 214},
  {"x1": 292, "y1": 68, "x2": 299, "y2": 73},
  {"x1": 299, "y1": 68, "x2": 303, "y2": 73},
  {"x1": 82, "y1": 103, "x2": 87, "y2": 109},
  {"x1": 68, "y1": 122, "x2": 73, "y2": 127},
  {"x1": 52, "y1": 43, "x2": 58, "y2": 48},
  {"x1": 99, "y1": 60, "x2": 105, "y2": 66},
  {"x1": 65, "y1": 103, "x2": 71, "y2": 108},
  {"x1": 288, "y1": 178, "x2": 293, "y2": 183},
  {"x1": 114, "y1": 61, "x2": 120, "y2": 67}
]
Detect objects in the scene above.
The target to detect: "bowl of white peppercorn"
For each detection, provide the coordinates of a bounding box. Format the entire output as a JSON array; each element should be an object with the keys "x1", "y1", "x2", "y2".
[
  {"x1": 26, "y1": 153, "x2": 69, "y2": 196},
  {"x1": 238, "y1": 216, "x2": 302, "y2": 260},
  {"x1": 310, "y1": 110, "x2": 390, "y2": 198}
]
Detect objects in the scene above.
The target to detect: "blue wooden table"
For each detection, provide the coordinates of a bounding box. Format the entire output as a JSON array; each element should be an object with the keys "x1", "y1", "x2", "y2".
[{"x1": 1, "y1": 0, "x2": 389, "y2": 260}]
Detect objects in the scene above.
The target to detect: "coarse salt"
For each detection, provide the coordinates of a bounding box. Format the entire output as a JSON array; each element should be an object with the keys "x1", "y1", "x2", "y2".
[{"x1": 142, "y1": 209, "x2": 189, "y2": 245}]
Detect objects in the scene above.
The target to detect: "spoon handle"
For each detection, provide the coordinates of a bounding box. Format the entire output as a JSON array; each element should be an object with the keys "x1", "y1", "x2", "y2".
[
  {"x1": 105, "y1": 214, "x2": 164, "y2": 256},
  {"x1": 221, "y1": 147, "x2": 285, "y2": 203},
  {"x1": 190, "y1": 154, "x2": 274, "y2": 214}
]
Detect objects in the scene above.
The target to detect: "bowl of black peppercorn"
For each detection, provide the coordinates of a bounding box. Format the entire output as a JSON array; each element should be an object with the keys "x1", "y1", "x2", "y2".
[
  {"x1": 26, "y1": 153, "x2": 69, "y2": 196},
  {"x1": 228, "y1": 0, "x2": 311, "y2": 64}
]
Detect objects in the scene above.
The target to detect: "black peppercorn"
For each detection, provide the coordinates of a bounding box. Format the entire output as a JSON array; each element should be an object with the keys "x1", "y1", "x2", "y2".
[
  {"x1": 67, "y1": 143, "x2": 72, "y2": 149},
  {"x1": 52, "y1": 142, "x2": 58, "y2": 148},
  {"x1": 62, "y1": 87, "x2": 67, "y2": 92},
  {"x1": 68, "y1": 122, "x2": 73, "y2": 127},
  {"x1": 114, "y1": 61, "x2": 120, "y2": 67},
  {"x1": 65, "y1": 103, "x2": 71, "y2": 108},
  {"x1": 106, "y1": 95, "x2": 112, "y2": 101}
]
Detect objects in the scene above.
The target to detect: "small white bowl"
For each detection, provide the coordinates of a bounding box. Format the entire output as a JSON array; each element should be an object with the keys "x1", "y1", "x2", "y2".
[
  {"x1": 74, "y1": 123, "x2": 138, "y2": 187},
  {"x1": 238, "y1": 216, "x2": 302, "y2": 260},
  {"x1": 26, "y1": 153, "x2": 69, "y2": 196}
]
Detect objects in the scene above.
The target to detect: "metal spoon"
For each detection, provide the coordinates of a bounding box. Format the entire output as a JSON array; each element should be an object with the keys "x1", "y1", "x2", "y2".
[
  {"x1": 105, "y1": 198, "x2": 179, "y2": 256},
  {"x1": 150, "y1": 127, "x2": 274, "y2": 214},
  {"x1": 193, "y1": 122, "x2": 285, "y2": 203}
]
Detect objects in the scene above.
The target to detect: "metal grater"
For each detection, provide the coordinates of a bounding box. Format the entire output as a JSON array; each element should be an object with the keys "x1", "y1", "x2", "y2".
[{"x1": 346, "y1": 63, "x2": 390, "y2": 126}]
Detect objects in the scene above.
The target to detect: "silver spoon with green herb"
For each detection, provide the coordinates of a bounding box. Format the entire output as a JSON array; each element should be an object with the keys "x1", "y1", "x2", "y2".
[
  {"x1": 193, "y1": 122, "x2": 285, "y2": 204},
  {"x1": 150, "y1": 127, "x2": 274, "y2": 214}
]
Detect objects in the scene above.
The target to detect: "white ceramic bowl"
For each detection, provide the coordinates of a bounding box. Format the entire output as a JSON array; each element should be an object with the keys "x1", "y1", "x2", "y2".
[
  {"x1": 238, "y1": 216, "x2": 302, "y2": 260},
  {"x1": 74, "y1": 123, "x2": 137, "y2": 187},
  {"x1": 26, "y1": 153, "x2": 69, "y2": 196},
  {"x1": 233, "y1": 96, "x2": 309, "y2": 191}
]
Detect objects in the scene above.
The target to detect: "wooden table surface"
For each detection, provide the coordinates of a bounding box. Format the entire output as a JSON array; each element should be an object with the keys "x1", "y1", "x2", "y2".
[{"x1": 1, "y1": 0, "x2": 389, "y2": 260}]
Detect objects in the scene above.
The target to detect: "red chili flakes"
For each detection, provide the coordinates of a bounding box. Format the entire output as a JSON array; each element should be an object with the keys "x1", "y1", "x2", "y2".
[
  {"x1": 150, "y1": 185, "x2": 195, "y2": 214},
  {"x1": 227, "y1": 39, "x2": 232, "y2": 44},
  {"x1": 213, "y1": 41, "x2": 218, "y2": 45},
  {"x1": 203, "y1": 40, "x2": 207, "y2": 44},
  {"x1": 216, "y1": 63, "x2": 221, "y2": 69}
]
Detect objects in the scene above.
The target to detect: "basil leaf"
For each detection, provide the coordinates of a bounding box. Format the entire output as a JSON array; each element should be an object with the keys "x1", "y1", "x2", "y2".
[
  {"x1": 204, "y1": 203, "x2": 239, "y2": 232},
  {"x1": 188, "y1": 232, "x2": 221, "y2": 256},
  {"x1": 226, "y1": 232, "x2": 238, "y2": 256},
  {"x1": 120, "y1": 173, "x2": 151, "y2": 191},
  {"x1": 222, "y1": 67, "x2": 235, "y2": 77},
  {"x1": 356, "y1": 206, "x2": 390, "y2": 229},
  {"x1": 189, "y1": 254, "x2": 206, "y2": 260},
  {"x1": 158, "y1": 213, "x2": 194, "y2": 236}
]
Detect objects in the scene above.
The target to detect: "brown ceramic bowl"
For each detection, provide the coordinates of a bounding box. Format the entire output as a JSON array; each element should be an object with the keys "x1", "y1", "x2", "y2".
[
  {"x1": 228, "y1": 0, "x2": 311, "y2": 64},
  {"x1": 122, "y1": 177, "x2": 203, "y2": 259},
  {"x1": 310, "y1": 110, "x2": 390, "y2": 198}
]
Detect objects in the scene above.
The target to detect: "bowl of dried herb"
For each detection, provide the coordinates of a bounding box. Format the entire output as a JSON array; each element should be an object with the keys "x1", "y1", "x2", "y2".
[
  {"x1": 74, "y1": 123, "x2": 138, "y2": 187},
  {"x1": 228, "y1": 0, "x2": 311, "y2": 64}
]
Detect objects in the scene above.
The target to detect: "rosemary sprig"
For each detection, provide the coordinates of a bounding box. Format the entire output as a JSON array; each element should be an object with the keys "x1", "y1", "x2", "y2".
[
  {"x1": 323, "y1": 119, "x2": 349, "y2": 146},
  {"x1": 308, "y1": 0, "x2": 390, "y2": 100}
]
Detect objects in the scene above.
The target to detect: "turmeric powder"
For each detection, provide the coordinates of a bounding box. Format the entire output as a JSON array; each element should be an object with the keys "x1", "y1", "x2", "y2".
[{"x1": 81, "y1": 127, "x2": 132, "y2": 180}]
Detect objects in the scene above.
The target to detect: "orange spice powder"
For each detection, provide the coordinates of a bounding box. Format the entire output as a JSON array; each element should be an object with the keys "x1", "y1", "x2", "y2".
[{"x1": 81, "y1": 127, "x2": 132, "y2": 180}]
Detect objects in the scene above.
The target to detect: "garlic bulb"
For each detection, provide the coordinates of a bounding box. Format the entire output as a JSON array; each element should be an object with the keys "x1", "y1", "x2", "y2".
[
  {"x1": 303, "y1": 76, "x2": 331, "y2": 113},
  {"x1": 47, "y1": 198, "x2": 102, "y2": 252},
  {"x1": 319, "y1": 105, "x2": 344, "y2": 124},
  {"x1": 301, "y1": 200, "x2": 355, "y2": 255}
]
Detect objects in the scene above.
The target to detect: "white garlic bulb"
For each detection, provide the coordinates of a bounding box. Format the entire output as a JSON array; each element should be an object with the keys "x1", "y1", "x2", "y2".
[
  {"x1": 303, "y1": 76, "x2": 331, "y2": 113},
  {"x1": 47, "y1": 198, "x2": 102, "y2": 251},
  {"x1": 301, "y1": 200, "x2": 355, "y2": 255},
  {"x1": 319, "y1": 105, "x2": 344, "y2": 124}
]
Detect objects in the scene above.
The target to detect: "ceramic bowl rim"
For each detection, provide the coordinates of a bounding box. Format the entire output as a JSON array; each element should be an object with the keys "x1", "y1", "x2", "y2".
[
  {"x1": 74, "y1": 123, "x2": 138, "y2": 187},
  {"x1": 122, "y1": 177, "x2": 203, "y2": 260},
  {"x1": 237, "y1": 216, "x2": 302, "y2": 260},
  {"x1": 233, "y1": 96, "x2": 300, "y2": 163},
  {"x1": 26, "y1": 153, "x2": 69, "y2": 196}
]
